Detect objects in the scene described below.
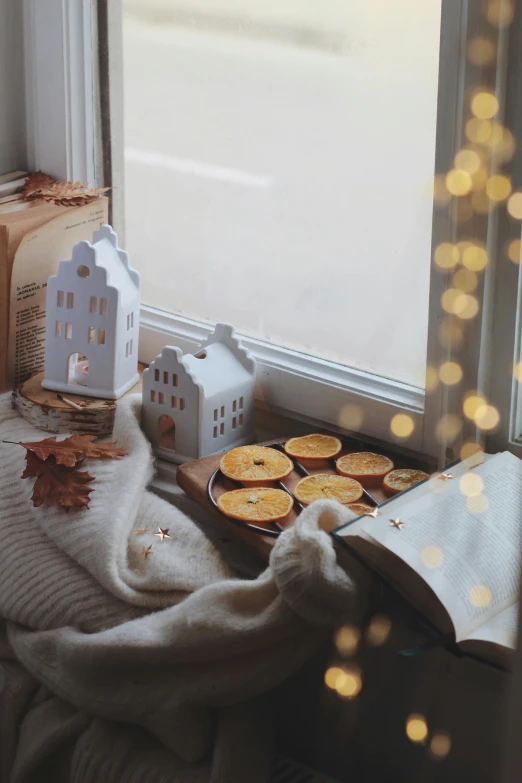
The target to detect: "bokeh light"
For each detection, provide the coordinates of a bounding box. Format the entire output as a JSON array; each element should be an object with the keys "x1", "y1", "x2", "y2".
[
  {"x1": 441, "y1": 289, "x2": 479, "y2": 319},
  {"x1": 455, "y1": 148, "x2": 481, "y2": 174},
  {"x1": 465, "y1": 118, "x2": 493, "y2": 144},
  {"x1": 471, "y1": 167, "x2": 488, "y2": 192},
  {"x1": 462, "y1": 244, "x2": 487, "y2": 271},
  {"x1": 430, "y1": 732, "x2": 452, "y2": 759},
  {"x1": 433, "y1": 174, "x2": 451, "y2": 205},
  {"x1": 336, "y1": 667, "x2": 363, "y2": 699},
  {"x1": 486, "y1": 0, "x2": 514, "y2": 27},
  {"x1": 467, "y1": 36, "x2": 496, "y2": 66},
  {"x1": 459, "y1": 473, "x2": 484, "y2": 497},
  {"x1": 463, "y1": 394, "x2": 487, "y2": 420},
  {"x1": 514, "y1": 361, "x2": 522, "y2": 382},
  {"x1": 390, "y1": 414, "x2": 414, "y2": 439},
  {"x1": 335, "y1": 625, "x2": 361, "y2": 656},
  {"x1": 421, "y1": 545, "x2": 444, "y2": 569},
  {"x1": 366, "y1": 615, "x2": 392, "y2": 646},
  {"x1": 453, "y1": 268, "x2": 478, "y2": 293},
  {"x1": 438, "y1": 318, "x2": 463, "y2": 349},
  {"x1": 434, "y1": 242, "x2": 459, "y2": 270},
  {"x1": 436, "y1": 414, "x2": 462, "y2": 443},
  {"x1": 507, "y1": 192, "x2": 522, "y2": 219},
  {"x1": 439, "y1": 362, "x2": 463, "y2": 385},
  {"x1": 466, "y1": 494, "x2": 489, "y2": 513},
  {"x1": 469, "y1": 584, "x2": 492, "y2": 607},
  {"x1": 339, "y1": 404, "x2": 364, "y2": 431},
  {"x1": 406, "y1": 714, "x2": 429, "y2": 744},
  {"x1": 474, "y1": 403, "x2": 500, "y2": 430},
  {"x1": 471, "y1": 91, "x2": 499, "y2": 120},
  {"x1": 446, "y1": 169, "x2": 472, "y2": 196},
  {"x1": 425, "y1": 365, "x2": 439, "y2": 392},
  {"x1": 325, "y1": 666, "x2": 345, "y2": 689},
  {"x1": 460, "y1": 441, "x2": 484, "y2": 461},
  {"x1": 507, "y1": 239, "x2": 521, "y2": 264},
  {"x1": 486, "y1": 174, "x2": 512, "y2": 202}
]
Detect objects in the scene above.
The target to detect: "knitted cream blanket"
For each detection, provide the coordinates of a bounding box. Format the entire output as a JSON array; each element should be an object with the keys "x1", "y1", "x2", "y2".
[{"x1": 0, "y1": 393, "x2": 369, "y2": 783}]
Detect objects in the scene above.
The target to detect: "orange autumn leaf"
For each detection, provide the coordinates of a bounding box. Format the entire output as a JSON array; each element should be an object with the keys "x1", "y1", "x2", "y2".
[
  {"x1": 17, "y1": 434, "x2": 127, "y2": 467},
  {"x1": 22, "y1": 171, "x2": 54, "y2": 198},
  {"x1": 22, "y1": 452, "x2": 94, "y2": 510},
  {"x1": 21, "y1": 171, "x2": 111, "y2": 207}
]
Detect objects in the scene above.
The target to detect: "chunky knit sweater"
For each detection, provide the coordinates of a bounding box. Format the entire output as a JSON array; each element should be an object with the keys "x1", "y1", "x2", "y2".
[{"x1": 0, "y1": 393, "x2": 369, "y2": 783}]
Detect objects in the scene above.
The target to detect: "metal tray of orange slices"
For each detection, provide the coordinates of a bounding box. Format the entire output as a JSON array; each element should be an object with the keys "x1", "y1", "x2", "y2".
[{"x1": 204, "y1": 434, "x2": 431, "y2": 540}]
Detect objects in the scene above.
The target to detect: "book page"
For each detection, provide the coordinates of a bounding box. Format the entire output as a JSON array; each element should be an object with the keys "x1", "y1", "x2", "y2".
[
  {"x1": 6, "y1": 200, "x2": 108, "y2": 388},
  {"x1": 460, "y1": 602, "x2": 519, "y2": 650},
  {"x1": 339, "y1": 452, "x2": 522, "y2": 637}
]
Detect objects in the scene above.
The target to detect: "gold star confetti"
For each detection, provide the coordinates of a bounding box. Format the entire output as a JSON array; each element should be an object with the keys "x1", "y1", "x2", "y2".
[
  {"x1": 389, "y1": 518, "x2": 405, "y2": 530},
  {"x1": 141, "y1": 545, "x2": 153, "y2": 559},
  {"x1": 154, "y1": 527, "x2": 171, "y2": 541},
  {"x1": 135, "y1": 527, "x2": 149, "y2": 536},
  {"x1": 439, "y1": 472, "x2": 454, "y2": 480},
  {"x1": 367, "y1": 507, "x2": 381, "y2": 518}
]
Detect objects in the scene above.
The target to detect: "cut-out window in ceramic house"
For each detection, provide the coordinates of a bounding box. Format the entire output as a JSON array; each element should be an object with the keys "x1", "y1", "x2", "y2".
[{"x1": 42, "y1": 225, "x2": 140, "y2": 400}]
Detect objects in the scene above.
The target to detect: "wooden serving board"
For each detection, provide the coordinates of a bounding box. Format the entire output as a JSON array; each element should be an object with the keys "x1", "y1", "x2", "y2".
[{"x1": 177, "y1": 435, "x2": 432, "y2": 561}]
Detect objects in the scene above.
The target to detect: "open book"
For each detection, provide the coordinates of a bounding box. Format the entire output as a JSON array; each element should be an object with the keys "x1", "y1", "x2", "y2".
[{"x1": 334, "y1": 451, "x2": 522, "y2": 668}]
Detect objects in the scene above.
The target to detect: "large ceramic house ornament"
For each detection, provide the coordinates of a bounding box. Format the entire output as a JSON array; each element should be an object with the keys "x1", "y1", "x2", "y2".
[
  {"x1": 142, "y1": 323, "x2": 256, "y2": 463},
  {"x1": 42, "y1": 225, "x2": 140, "y2": 399}
]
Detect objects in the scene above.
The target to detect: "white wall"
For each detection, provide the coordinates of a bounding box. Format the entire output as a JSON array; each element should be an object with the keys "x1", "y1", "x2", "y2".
[{"x1": 0, "y1": 0, "x2": 26, "y2": 172}]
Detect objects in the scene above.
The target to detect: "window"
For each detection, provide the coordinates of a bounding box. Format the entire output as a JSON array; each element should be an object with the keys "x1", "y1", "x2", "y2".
[
  {"x1": 163, "y1": 371, "x2": 168, "y2": 384},
  {"x1": 180, "y1": 398, "x2": 185, "y2": 411},
  {"x1": 131, "y1": 311, "x2": 134, "y2": 327},
  {"x1": 238, "y1": 413, "x2": 243, "y2": 427},
  {"x1": 173, "y1": 374, "x2": 178, "y2": 386},
  {"x1": 171, "y1": 395, "x2": 177, "y2": 408},
  {"x1": 214, "y1": 408, "x2": 218, "y2": 421},
  {"x1": 220, "y1": 406, "x2": 225, "y2": 419},
  {"x1": 129, "y1": 338, "x2": 133, "y2": 355},
  {"x1": 232, "y1": 400, "x2": 237, "y2": 413},
  {"x1": 232, "y1": 417, "x2": 237, "y2": 429},
  {"x1": 65, "y1": 322, "x2": 72, "y2": 339},
  {"x1": 150, "y1": 390, "x2": 156, "y2": 403},
  {"x1": 100, "y1": 297, "x2": 108, "y2": 316},
  {"x1": 90, "y1": 296, "x2": 97, "y2": 313},
  {"x1": 213, "y1": 426, "x2": 218, "y2": 439},
  {"x1": 239, "y1": 397, "x2": 243, "y2": 410},
  {"x1": 98, "y1": 328, "x2": 106, "y2": 345},
  {"x1": 55, "y1": 320, "x2": 62, "y2": 337},
  {"x1": 127, "y1": 314, "x2": 131, "y2": 330},
  {"x1": 125, "y1": 341, "x2": 129, "y2": 357},
  {"x1": 66, "y1": 292, "x2": 74, "y2": 308},
  {"x1": 220, "y1": 423, "x2": 224, "y2": 436},
  {"x1": 56, "y1": 290, "x2": 64, "y2": 307},
  {"x1": 88, "y1": 326, "x2": 95, "y2": 343},
  {"x1": 155, "y1": 369, "x2": 160, "y2": 381},
  {"x1": 158, "y1": 391, "x2": 164, "y2": 404}
]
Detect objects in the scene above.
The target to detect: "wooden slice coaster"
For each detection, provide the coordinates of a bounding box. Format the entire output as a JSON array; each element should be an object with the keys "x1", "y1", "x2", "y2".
[{"x1": 12, "y1": 367, "x2": 143, "y2": 436}]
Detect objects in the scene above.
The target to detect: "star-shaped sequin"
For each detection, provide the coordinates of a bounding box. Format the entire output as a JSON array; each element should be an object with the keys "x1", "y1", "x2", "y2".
[
  {"x1": 135, "y1": 527, "x2": 149, "y2": 536},
  {"x1": 141, "y1": 545, "x2": 153, "y2": 559},
  {"x1": 367, "y1": 507, "x2": 381, "y2": 518},
  {"x1": 154, "y1": 527, "x2": 171, "y2": 542},
  {"x1": 389, "y1": 517, "x2": 405, "y2": 530}
]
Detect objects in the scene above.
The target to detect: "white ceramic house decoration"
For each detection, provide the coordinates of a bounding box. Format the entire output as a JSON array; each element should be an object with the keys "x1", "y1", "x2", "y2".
[
  {"x1": 142, "y1": 323, "x2": 256, "y2": 463},
  {"x1": 42, "y1": 224, "x2": 140, "y2": 399}
]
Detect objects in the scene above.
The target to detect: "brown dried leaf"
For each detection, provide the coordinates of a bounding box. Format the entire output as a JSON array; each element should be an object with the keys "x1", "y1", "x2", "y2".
[
  {"x1": 22, "y1": 173, "x2": 110, "y2": 206},
  {"x1": 22, "y1": 452, "x2": 94, "y2": 510},
  {"x1": 22, "y1": 171, "x2": 55, "y2": 199},
  {"x1": 17, "y1": 434, "x2": 127, "y2": 467}
]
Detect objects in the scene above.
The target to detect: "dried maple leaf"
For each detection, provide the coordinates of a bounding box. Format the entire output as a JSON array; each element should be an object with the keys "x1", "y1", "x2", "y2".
[
  {"x1": 15, "y1": 434, "x2": 127, "y2": 466},
  {"x1": 22, "y1": 171, "x2": 55, "y2": 199},
  {"x1": 22, "y1": 452, "x2": 94, "y2": 510}
]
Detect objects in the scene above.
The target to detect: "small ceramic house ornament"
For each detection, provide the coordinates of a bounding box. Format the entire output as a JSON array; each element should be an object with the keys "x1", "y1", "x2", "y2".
[
  {"x1": 142, "y1": 323, "x2": 256, "y2": 463},
  {"x1": 42, "y1": 224, "x2": 140, "y2": 399}
]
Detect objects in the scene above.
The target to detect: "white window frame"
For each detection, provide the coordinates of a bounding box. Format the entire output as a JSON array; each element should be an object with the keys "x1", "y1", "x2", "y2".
[{"x1": 22, "y1": 0, "x2": 518, "y2": 464}]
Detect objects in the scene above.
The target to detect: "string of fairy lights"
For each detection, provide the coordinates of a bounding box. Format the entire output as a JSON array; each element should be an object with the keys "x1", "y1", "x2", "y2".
[{"x1": 325, "y1": 0, "x2": 519, "y2": 764}]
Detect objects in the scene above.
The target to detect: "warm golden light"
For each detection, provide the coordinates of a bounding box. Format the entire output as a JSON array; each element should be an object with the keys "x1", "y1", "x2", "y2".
[
  {"x1": 467, "y1": 37, "x2": 496, "y2": 66},
  {"x1": 390, "y1": 414, "x2": 414, "y2": 439},
  {"x1": 446, "y1": 169, "x2": 472, "y2": 196},
  {"x1": 430, "y1": 732, "x2": 452, "y2": 759},
  {"x1": 338, "y1": 404, "x2": 364, "y2": 431},
  {"x1": 486, "y1": 0, "x2": 514, "y2": 27},
  {"x1": 455, "y1": 148, "x2": 481, "y2": 174},
  {"x1": 466, "y1": 494, "x2": 489, "y2": 513},
  {"x1": 459, "y1": 473, "x2": 484, "y2": 498},
  {"x1": 471, "y1": 167, "x2": 488, "y2": 192},
  {"x1": 471, "y1": 92, "x2": 499, "y2": 120},
  {"x1": 514, "y1": 361, "x2": 522, "y2": 382},
  {"x1": 453, "y1": 268, "x2": 478, "y2": 293},
  {"x1": 336, "y1": 668, "x2": 363, "y2": 699},
  {"x1": 436, "y1": 414, "x2": 462, "y2": 443},
  {"x1": 460, "y1": 441, "x2": 484, "y2": 461},
  {"x1": 486, "y1": 174, "x2": 512, "y2": 202},
  {"x1": 438, "y1": 318, "x2": 463, "y2": 350},
  {"x1": 469, "y1": 584, "x2": 492, "y2": 607},
  {"x1": 425, "y1": 365, "x2": 439, "y2": 392},
  {"x1": 421, "y1": 545, "x2": 444, "y2": 569},
  {"x1": 474, "y1": 403, "x2": 500, "y2": 430},
  {"x1": 471, "y1": 190, "x2": 492, "y2": 215},
  {"x1": 496, "y1": 127, "x2": 516, "y2": 163},
  {"x1": 462, "y1": 244, "x2": 487, "y2": 271},
  {"x1": 406, "y1": 714, "x2": 429, "y2": 744},
  {"x1": 507, "y1": 193, "x2": 522, "y2": 219},
  {"x1": 507, "y1": 239, "x2": 521, "y2": 264},
  {"x1": 324, "y1": 666, "x2": 345, "y2": 690},
  {"x1": 366, "y1": 615, "x2": 392, "y2": 646},
  {"x1": 433, "y1": 174, "x2": 451, "y2": 205},
  {"x1": 465, "y1": 118, "x2": 493, "y2": 144},
  {"x1": 434, "y1": 243, "x2": 459, "y2": 270},
  {"x1": 335, "y1": 625, "x2": 361, "y2": 656},
  {"x1": 439, "y1": 362, "x2": 463, "y2": 385},
  {"x1": 441, "y1": 289, "x2": 479, "y2": 319},
  {"x1": 463, "y1": 394, "x2": 487, "y2": 420}
]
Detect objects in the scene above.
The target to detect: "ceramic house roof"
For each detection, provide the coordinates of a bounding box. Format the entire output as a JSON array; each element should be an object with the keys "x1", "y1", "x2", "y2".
[{"x1": 69, "y1": 224, "x2": 140, "y2": 307}]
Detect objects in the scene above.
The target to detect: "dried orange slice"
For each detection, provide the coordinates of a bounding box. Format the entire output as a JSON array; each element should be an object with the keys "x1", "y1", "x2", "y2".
[
  {"x1": 293, "y1": 474, "x2": 363, "y2": 506},
  {"x1": 348, "y1": 502, "x2": 374, "y2": 516},
  {"x1": 217, "y1": 487, "x2": 293, "y2": 523},
  {"x1": 284, "y1": 433, "x2": 342, "y2": 460},
  {"x1": 220, "y1": 446, "x2": 293, "y2": 483},
  {"x1": 383, "y1": 468, "x2": 429, "y2": 496},
  {"x1": 336, "y1": 452, "x2": 394, "y2": 485}
]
